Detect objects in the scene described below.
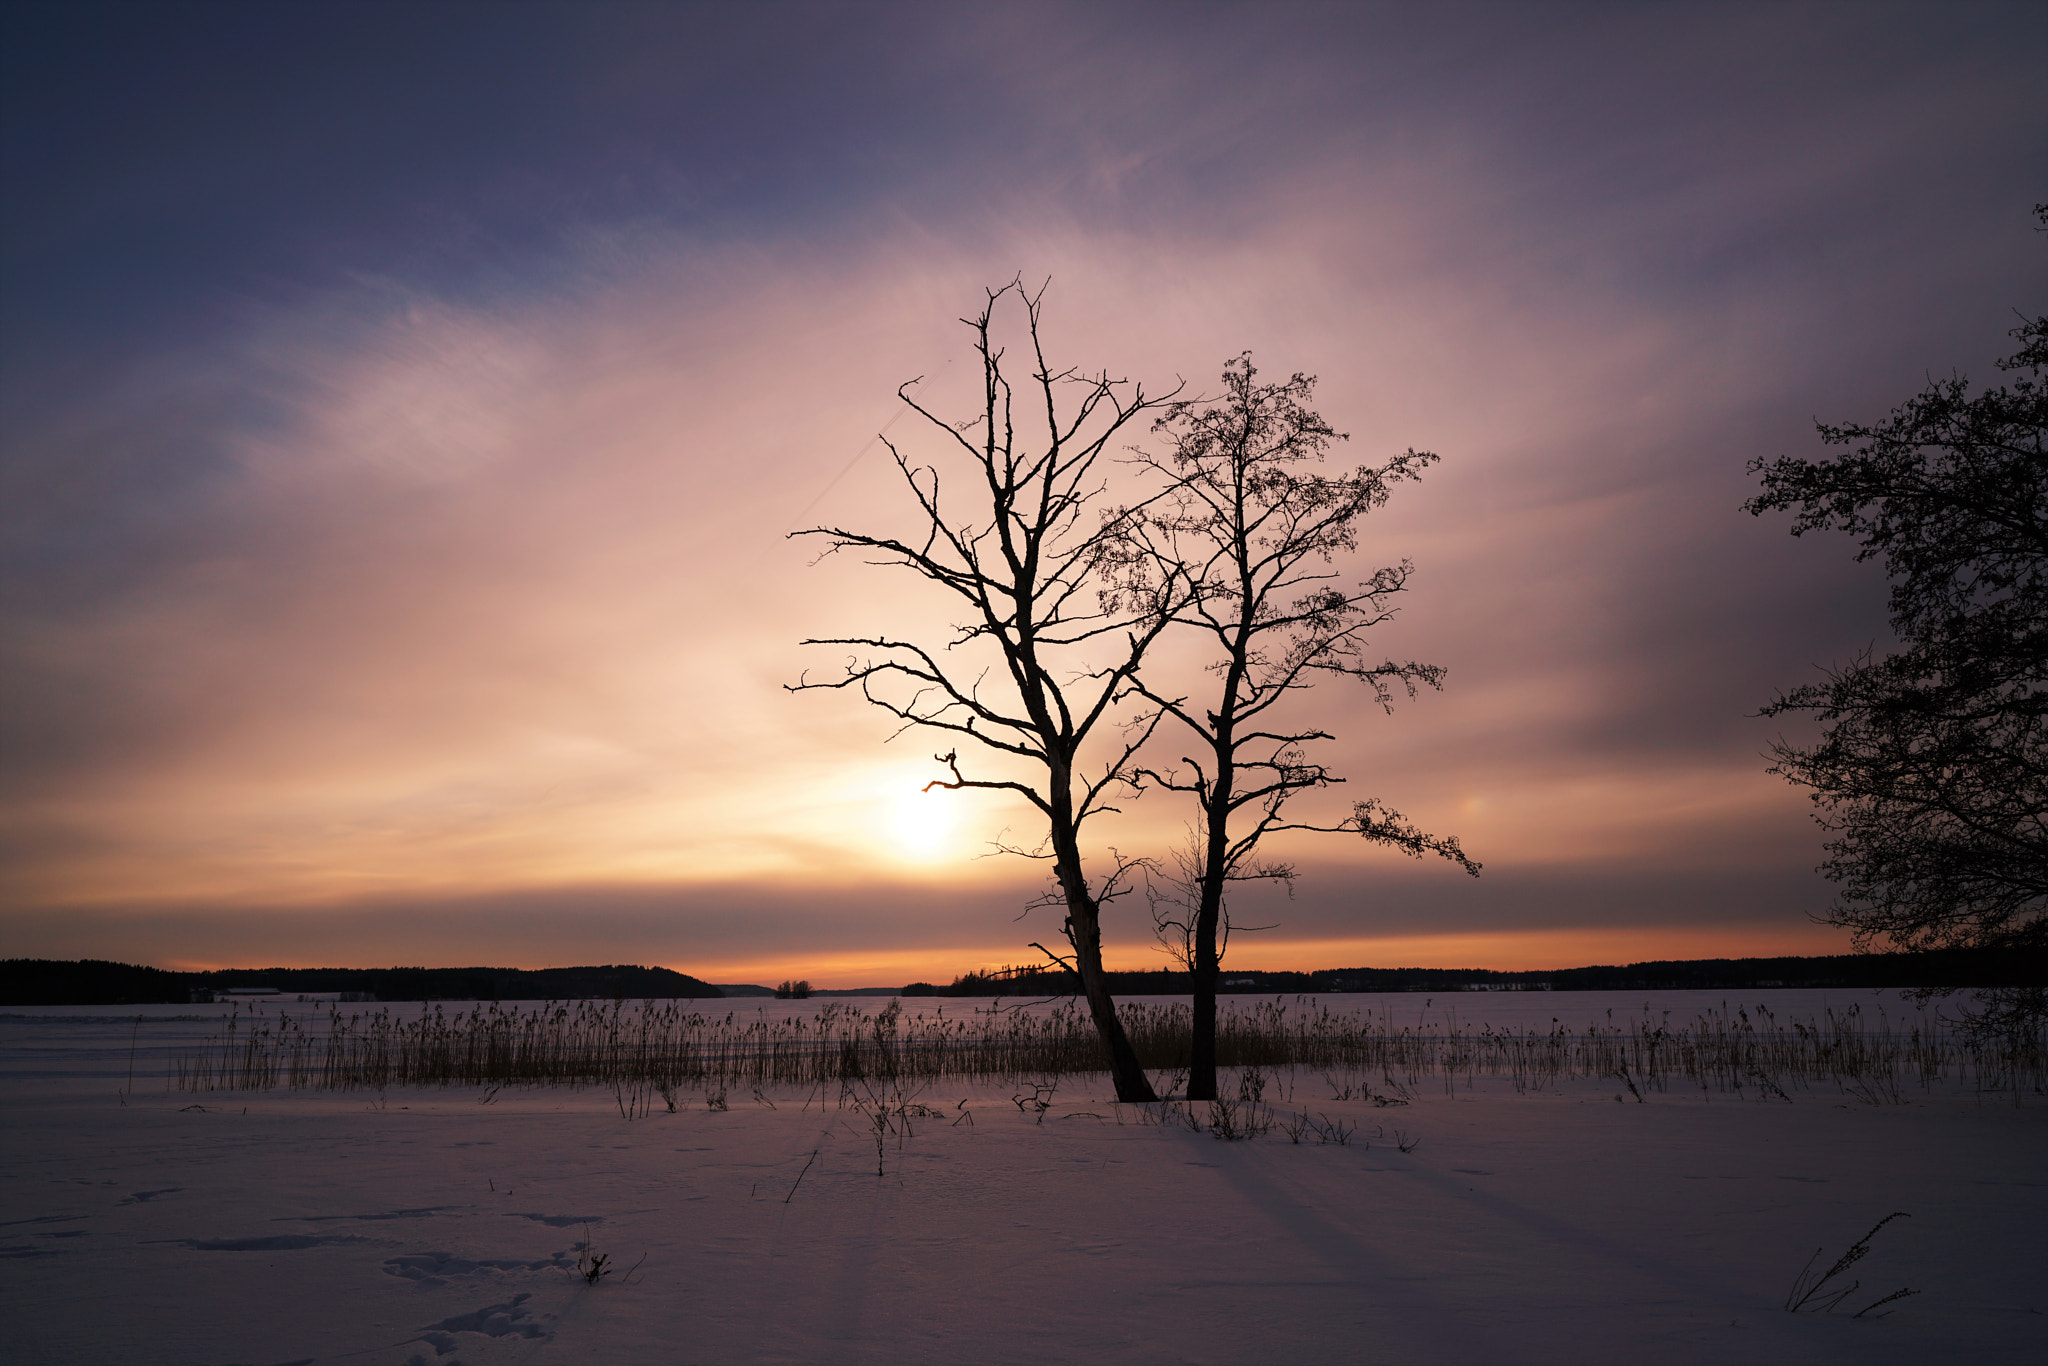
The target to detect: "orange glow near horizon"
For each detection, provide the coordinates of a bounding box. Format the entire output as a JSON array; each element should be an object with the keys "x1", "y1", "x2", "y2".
[
  {"x1": 664, "y1": 924, "x2": 1854, "y2": 990},
  {"x1": 149, "y1": 923, "x2": 1849, "y2": 989},
  {"x1": 1174, "y1": 925, "x2": 1857, "y2": 976}
]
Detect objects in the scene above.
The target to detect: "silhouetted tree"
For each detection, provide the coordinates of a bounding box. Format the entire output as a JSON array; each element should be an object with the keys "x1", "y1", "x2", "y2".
[
  {"x1": 1747, "y1": 205, "x2": 2048, "y2": 1030},
  {"x1": 790, "y1": 281, "x2": 1186, "y2": 1102},
  {"x1": 1120, "y1": 356, "x2": 1477, "y2": 1100}
]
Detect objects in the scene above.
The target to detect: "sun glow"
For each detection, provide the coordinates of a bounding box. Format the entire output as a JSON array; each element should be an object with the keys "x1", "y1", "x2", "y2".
[{"x1": 887, "y1": 781, "x2": 960, "y2": 862}]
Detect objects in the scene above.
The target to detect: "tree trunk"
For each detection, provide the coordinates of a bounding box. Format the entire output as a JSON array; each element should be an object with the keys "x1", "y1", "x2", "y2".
[
  {"x1": 1065, "y1": 896, "x2": 1157, "y2": 1102},
  {"x1": 1040, "y1": 750, "x2": 1157, "y2": 1103},
  {"x1": 1187, "y1": 739, "x2": 1235, "y2": 1103},
  {"x1": 1048, "y1": 823, "x2": 1155, "y2": 1102},
  {"x1": 1187, "y1": 908, "x2": 1219, "y2": 1101}
]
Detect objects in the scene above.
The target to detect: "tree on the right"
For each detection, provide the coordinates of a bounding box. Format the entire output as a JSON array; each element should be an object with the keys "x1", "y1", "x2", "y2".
[
  {"x1": 1120, "y1": 355, "x2": 1477, "y2": 1101},
  {"x1": 1747, "y1": 204, "x2": 2048, "y2": 1029}
]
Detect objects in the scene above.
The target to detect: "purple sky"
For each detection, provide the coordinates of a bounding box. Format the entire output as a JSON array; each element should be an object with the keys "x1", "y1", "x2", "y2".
[{"x1": 5, "y1": 2, "x2": 2045, "y2": 983}]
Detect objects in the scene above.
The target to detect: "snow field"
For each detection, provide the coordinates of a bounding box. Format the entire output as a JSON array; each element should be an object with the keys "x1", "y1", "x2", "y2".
[{"x1": 2, "y1": 1000, "x2": 2043, "y2": 1365}]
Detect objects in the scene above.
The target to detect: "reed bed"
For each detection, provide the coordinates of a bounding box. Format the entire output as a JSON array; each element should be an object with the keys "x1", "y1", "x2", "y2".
[{"x1": 170, "y1": 996, "x2": 2047, "y2": 1101}]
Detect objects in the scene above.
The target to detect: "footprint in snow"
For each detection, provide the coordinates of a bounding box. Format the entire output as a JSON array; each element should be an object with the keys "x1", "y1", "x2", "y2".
[
  {"x1": 411, "y1": 1291, "x2": 553, "y2": 1355},
  {"x1": 383, "y1": 1250, "x2": 573, "y2": 1288},
  {"x1": 164, "y1": 1234, "x2": 368, "y2": 1251},
  {"x1": 286, "y1": 1206, "x2": 462, "y2": 1223}
]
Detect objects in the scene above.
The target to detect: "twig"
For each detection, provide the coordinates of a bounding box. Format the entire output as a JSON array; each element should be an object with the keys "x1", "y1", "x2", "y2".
[
  {"x1": 1786, "y1": 1212, "x2": 1913, "y2": 1314},
  {"x1": 784, "y1": 1148, "x2": 819, "y2": 1205}
]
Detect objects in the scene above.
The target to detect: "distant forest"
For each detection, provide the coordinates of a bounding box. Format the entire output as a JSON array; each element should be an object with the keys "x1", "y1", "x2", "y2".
[
  {"x1": 3, "y1": 947, "x2": 2041, "y2": 1007},
  {"x1": 905, "y1": 946, "x2": 2047, "y2": 999},
  {"x1": 0, "y1": 961, "x2": 720, "y2": 1007}
]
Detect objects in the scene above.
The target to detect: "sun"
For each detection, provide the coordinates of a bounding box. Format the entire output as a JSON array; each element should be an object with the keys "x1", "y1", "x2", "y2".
[{"x1": 887, "y1": 782, "x2": 960, "y2": 861}]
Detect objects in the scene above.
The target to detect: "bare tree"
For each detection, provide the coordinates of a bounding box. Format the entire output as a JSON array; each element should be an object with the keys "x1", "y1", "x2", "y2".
[
  {"x1": 1121, "y1": 355, "x2": 1478, "y2": 1101},
  {"x1": 789, "y1": 281, "x2": 1186, "y2": 1102}
]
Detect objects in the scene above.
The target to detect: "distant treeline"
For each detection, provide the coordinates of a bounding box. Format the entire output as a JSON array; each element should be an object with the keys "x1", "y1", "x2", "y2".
[
  {"x1": 7, "y1": 947, "x2": 2041, "y2": 1007},
  {"x1": 0, "y1": 960, "x2": 721, "y2": 1007},
  {"x1": 909, "y1": 947, "x2": 2048, "y2": 998}
]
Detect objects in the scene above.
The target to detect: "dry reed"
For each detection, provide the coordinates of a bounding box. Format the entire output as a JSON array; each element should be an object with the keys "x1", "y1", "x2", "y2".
[{"x1": 170, "y1": 996, "x2": 2046, "y2": 1100}]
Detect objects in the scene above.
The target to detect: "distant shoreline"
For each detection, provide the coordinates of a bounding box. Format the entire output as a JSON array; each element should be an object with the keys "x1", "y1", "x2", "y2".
[{"x1": 5, "y1": 946, "x2": 2041, "y2": 1007}]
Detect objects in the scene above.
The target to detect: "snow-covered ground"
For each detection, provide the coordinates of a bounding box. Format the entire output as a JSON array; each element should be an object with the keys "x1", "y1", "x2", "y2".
[{"x1": 2, "y1": 992, "x2": 2041, "y2": 1365}]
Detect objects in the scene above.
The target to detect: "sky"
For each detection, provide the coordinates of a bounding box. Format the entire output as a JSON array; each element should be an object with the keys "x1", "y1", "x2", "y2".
[{"x1": 4, "y1": 1, "x2": 2046, "y2": 985}]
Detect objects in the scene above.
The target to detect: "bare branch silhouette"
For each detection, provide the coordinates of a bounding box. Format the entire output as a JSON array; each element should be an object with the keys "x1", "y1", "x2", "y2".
[{"x1": 789, "y1": 280, "x2": 1188, "y2": 1101}]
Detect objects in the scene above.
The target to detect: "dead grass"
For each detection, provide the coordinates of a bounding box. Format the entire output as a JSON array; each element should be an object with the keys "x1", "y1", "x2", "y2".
[{"x1": 171, "y1": 995, "x2": 2046, "y2": 1100}]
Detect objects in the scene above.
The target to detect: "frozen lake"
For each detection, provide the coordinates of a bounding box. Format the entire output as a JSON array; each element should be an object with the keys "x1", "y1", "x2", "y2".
[{"x1": 2, "y1": 990, "x2": 2041, "y2": 1364}]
